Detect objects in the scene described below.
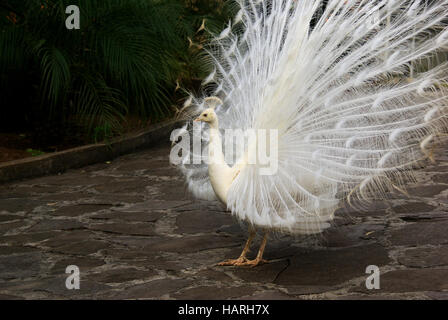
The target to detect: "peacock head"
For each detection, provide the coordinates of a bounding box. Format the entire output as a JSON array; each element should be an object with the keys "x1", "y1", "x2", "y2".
[
  {"x1": 194, "y1": 96, "x2": 222, "y2": 126},
  {"x1": 194, "y1": 108, "x2": 217, "y2": 124}
]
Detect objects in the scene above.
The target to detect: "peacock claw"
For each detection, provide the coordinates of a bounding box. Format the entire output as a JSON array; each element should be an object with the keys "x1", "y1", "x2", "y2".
[
  {"x1": 217, "y1": 257, "x2": 268, "y2": 267},
  {"x1": 241, "y1": 258, "x2": 268, "y2": 268},
  {"x1": 217, "y1": 257, "x2": 248, "y2": 266}
]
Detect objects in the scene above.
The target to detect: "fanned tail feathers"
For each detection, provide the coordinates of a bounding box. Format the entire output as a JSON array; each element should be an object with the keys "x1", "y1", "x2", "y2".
[{"x1": 172, "y1": 0, "x2": 448, "y2": 234}]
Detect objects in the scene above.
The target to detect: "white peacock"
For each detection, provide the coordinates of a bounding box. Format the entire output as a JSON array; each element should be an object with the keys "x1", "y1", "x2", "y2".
[{"x1": 172, "y1": 0, "x2": 448, "y2": 267}]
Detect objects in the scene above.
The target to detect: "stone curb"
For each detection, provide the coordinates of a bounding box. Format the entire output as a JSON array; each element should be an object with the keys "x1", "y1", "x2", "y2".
[{"x1": 0, "y1": 120, "x2": 182, "y2": 184}]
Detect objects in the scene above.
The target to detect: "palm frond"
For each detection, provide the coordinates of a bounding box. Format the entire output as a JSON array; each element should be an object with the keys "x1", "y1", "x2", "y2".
[
  {"x1": 74, "y1": 71, "x2": 127, "y2": 135},
  {"x1": 0, "y1": 0, "x2": 236, "y2": 142},
  {"x1": 36, "y1": 46, "x2": 71, "y2": 107}
]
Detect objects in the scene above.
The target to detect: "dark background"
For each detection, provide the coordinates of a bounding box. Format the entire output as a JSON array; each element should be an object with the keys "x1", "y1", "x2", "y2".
[{"x1": 0, "y1": 0, "x2": 236, "y2": 159}]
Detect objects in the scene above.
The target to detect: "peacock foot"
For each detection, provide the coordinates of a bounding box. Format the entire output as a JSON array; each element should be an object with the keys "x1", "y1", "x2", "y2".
[
  {"x1": 217, "y1": 257, "x2": 248, "y2": 266},
  {"x1": 240, "y1": 258, "x2": 268, "y2": 268}
]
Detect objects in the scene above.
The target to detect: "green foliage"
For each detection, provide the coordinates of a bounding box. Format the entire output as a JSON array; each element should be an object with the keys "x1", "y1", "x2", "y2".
[
  {"x1": 0, "y1": 0, "x2": 234, "y2": 142},
  {"x1": 93, "y1": 123, "x2": 113, "y2": 144},
  {"x1": 26, "y1": 148, "x2": 45, "y2": 156}
]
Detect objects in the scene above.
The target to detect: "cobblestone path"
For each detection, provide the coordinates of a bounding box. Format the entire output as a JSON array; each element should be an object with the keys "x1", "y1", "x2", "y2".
[{"x1": 0, "y1": 142, "x2": 448, "y2": 299}]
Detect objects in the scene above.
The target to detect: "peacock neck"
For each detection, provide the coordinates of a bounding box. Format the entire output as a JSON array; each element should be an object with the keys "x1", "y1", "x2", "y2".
[
  {"x1": 207, "y1": 120, "x2": 236, "y2": 205},
  {"x1": 208, "y1": 123, "x2": 226, "y2": 166}
]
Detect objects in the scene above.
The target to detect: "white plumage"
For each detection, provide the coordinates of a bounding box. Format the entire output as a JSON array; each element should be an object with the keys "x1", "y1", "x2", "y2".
[{"x1": 172, "y1": 0, "x2": 448, "y2": 266}]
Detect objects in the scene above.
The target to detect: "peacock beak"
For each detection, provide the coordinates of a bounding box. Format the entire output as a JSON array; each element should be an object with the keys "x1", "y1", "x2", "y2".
[{"x1": 194, "y1": 117, "x2": 201, "y2": 122}]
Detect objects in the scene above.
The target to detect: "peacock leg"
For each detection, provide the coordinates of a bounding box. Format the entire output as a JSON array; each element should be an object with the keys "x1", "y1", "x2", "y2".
[
  {"x1": 241, "y1": 231, "x2": 269, "y2": 267},
  {"x1": 217, "y1": 228, "x2": 256, "y2": 266}
]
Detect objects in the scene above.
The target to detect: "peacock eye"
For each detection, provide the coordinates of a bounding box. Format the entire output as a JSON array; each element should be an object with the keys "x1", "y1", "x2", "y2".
[{"x1": 204, "y1": 114, "x2": 208, "y2": 117}]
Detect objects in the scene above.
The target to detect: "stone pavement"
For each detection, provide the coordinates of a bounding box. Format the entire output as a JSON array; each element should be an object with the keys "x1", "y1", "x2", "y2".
[{"x1": 0, "y1": 142, "x2": 447, "y2": 300}]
